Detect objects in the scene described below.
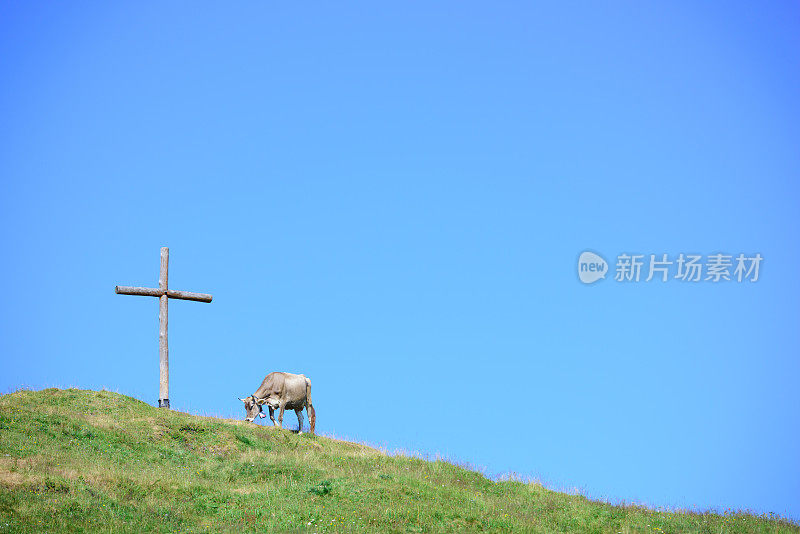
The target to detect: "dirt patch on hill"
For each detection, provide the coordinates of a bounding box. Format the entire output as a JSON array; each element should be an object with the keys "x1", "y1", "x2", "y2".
[{"x1": 0, "y1": 457, "x2": 27, "y2": 487}]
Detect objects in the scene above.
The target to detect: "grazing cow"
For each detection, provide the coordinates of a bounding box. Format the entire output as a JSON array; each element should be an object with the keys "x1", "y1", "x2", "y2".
[{"x1": 239, "y1": 372, "x2": 315, "y2": 433}]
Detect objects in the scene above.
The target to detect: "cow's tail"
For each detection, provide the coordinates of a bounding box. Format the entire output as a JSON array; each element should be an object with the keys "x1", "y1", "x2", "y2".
[{"x1": 305, "y1": 377, "x2": 316, "y2": 434}]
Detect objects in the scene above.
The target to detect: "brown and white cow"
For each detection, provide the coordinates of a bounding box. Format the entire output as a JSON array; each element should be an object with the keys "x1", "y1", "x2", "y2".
[{"x1": 239, "y1": 371, "x2": 316, "y2": 433}]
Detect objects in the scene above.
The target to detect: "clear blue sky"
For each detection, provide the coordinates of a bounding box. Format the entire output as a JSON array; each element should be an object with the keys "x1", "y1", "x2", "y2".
[{"x1": 1, "y1": 1, "x2": 798, "y2": 520}]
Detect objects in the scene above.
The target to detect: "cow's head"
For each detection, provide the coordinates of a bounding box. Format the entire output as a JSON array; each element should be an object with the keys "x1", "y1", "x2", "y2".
[{"x1": 238, "y1": 395, "x2": 267, "y2": 422}]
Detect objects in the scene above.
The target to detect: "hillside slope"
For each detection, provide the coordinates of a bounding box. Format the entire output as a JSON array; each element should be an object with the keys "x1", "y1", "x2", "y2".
[{"x1": 0, "y1": 389, "x2": 795, "y2": 533}]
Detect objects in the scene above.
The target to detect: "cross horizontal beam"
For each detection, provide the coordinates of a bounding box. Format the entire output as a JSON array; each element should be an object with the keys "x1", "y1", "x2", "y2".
[{"x1": 115, "y1": 285, "x2": 213, "y2": 303}]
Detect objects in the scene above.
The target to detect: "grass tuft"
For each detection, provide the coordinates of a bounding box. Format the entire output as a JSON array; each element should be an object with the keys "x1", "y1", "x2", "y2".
[{"x1": 308, "y1": 479, "x2": 334, "y2": 496}]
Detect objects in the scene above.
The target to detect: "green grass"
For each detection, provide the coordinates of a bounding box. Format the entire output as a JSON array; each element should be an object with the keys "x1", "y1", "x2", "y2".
[{"x1": 0, "y1": 389, "x2": 796, "y2": 533}]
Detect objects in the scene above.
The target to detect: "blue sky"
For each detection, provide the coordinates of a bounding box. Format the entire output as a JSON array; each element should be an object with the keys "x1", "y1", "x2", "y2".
[{"x1": 1, "y1": 1, "x2": 798, "y2": 520}]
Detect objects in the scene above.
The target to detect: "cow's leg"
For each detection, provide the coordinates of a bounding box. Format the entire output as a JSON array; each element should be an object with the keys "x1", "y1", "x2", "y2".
[
  {"x1": 295, "y1": 408, "x2": 304, "y2": 434},
  {"x1": 268, "y1": 406, "x2": 276, "y2": 426},
  {"x1": 306, "y1": 401, "x2": 316, "y2": 434},
  {"x1": 277, "y1": 403, "x2": 285, "y2": 429}
]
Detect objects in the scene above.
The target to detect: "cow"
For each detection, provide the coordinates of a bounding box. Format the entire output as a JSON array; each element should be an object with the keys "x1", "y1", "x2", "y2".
[{"x1": 239, "y1": 371, "x2": 316, "y2": 434}]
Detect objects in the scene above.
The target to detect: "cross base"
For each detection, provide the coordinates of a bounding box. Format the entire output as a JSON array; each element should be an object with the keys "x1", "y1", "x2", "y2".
[{"x1": 158, "y1": 398, "x2": 170, "y2": 409}]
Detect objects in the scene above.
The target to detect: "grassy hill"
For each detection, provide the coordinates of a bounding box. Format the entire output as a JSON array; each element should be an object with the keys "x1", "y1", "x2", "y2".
[{"x1": 0, "y1": 389, "x2": 795, "y2": 533}]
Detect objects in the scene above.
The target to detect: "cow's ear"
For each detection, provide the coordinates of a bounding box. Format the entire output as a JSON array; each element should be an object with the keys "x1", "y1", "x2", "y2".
[{"x1": 255, "y1": 397, "x2": 267, "y2": 405}]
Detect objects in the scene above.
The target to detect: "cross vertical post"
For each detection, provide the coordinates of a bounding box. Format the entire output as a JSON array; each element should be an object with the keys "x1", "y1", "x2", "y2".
[
  {"x1": 158, "y1": 247, "x2": 169, "y2": 408},
  {"x1": 115, "y1": 247, "x2": 212, "y2": 409}
]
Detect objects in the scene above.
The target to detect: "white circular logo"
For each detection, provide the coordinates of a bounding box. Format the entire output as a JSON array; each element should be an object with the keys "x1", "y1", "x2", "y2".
[{"x1": 578, "y1": 251, "x2": 608, "y2": 284}]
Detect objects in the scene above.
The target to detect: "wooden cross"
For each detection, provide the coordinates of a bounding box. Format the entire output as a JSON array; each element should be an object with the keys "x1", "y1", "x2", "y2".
[{"x1": 115, "y1": 247, "x2": 212, "y2": 408}]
